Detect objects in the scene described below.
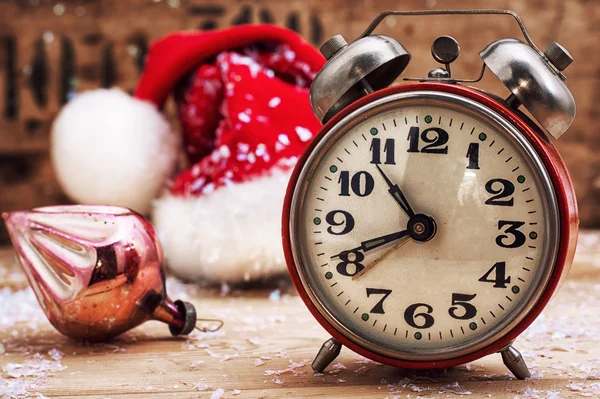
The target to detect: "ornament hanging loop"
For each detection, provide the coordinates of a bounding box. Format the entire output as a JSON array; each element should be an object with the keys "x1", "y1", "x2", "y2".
[{"x1": 195, "y1": 318, "x2": 225, "y2": 333}]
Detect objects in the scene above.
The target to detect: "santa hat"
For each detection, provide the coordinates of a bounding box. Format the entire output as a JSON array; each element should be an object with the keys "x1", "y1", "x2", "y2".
[{"x1": 51, "y1": 26, "x2": 325, "y2": 283}]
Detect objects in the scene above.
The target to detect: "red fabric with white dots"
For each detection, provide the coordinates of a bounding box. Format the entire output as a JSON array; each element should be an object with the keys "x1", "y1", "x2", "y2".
[
  {"x1": 171, "y1": 47, "x2": 323, "y2": 196},
  {"x1": 133, "y1": 25, "x2": 325, "y2": 197}
]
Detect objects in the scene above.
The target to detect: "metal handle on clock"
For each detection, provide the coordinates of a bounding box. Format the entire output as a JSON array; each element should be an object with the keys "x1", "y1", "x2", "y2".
[{"x1": 360, "y1": 10, "x2": 544, "y2": 60}]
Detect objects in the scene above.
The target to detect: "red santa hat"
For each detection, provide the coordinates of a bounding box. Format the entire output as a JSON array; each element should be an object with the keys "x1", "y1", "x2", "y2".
[{"x1": 51, "y1": 25, "x2": 325, "y2": 283}]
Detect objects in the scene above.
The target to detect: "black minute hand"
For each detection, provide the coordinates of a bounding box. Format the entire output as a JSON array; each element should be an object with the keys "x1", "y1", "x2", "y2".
[
  {"x1": 375, "y1": 164, "x2": 415, "y2": 218},
  {"x1": 330, "y1": 229, "x2": 408, "y2": 259}
]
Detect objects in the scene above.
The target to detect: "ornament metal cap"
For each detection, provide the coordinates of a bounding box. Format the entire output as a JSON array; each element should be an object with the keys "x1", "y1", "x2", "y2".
[{"x1": 3, "y1": 205, "x2": 222, "y2": 341}]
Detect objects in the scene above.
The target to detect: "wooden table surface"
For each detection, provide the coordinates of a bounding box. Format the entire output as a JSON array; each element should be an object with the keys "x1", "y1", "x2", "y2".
[{"x1": 0, "y1": 233, "x2": 599, "y2": 399}]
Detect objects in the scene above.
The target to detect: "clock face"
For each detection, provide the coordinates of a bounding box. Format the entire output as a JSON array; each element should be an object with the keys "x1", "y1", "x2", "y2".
[{"x1": 289, "y1": 92, "x2": 559, "y2": 360}]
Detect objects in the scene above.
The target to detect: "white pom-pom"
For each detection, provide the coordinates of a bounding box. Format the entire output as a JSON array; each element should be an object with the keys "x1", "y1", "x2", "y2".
[{"x1": 51, "y1": 89, "x2": 180, "y2": 214}]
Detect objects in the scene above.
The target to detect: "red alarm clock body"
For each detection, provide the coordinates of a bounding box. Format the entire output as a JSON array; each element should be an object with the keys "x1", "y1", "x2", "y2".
[{"x1": 282, "y1": 10, "x2": 578, "y2": 379}]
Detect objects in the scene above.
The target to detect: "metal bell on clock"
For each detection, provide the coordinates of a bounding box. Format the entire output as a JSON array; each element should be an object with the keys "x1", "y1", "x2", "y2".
[
  {"x1": 310, "y1": 34, "x2": 411, "y2": 123},
  {"x1": 480, "y1": 38, "x2": 576, "y2": 139}
]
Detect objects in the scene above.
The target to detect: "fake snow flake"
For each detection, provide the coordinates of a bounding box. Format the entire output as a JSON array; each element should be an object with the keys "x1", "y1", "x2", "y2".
[
  {"x1": 1, "y1": 352, "x2": 67, "y2": 398},
  {"x1": 189, "y1": 360, "x2": 204, "y2": 368},
  {"x1": 189, "y1": 177, "x2": 206, "y2": 192},
  {"x1": 236, "y1": 141, "x2": 250, "y2": 154},
  {"x1": 3, "y1": 354, "x2": 67, "y2": 378},
  {"x1": 390, "y1": 378, "x2": 431, "y2": 394},
  {"x1": 439, "y1": 382, "x2": 472, "y2": 395},
  {"x1": 211, "y1": 388, "x2": 225, "y2": 399},
  {"x1": 269, "y1": 289, "x2": 281, "y2": 302},
  {"x1": 193, "y1": 382, "x2": 210, "y2": 391},
  {"x1": 0, "y1": 377, "x2": 37, "y2": 398},
  {"x1": 328, "y1": 361, "x2": 346, "y2": 375},
  {"x1": 202, "y1": 79, "x2": 221, "y2": 96},
  {"x1": 295, "y1": 126, "x2": 313, "y2": 142},
  {"x1": 284, "y1": 50, "x2": 296, "y2": 62},
  {"x1": 275, "y1": 348, "x2": 287, "y2": 358},
  {"x1": 529, "y1": 369, "x2": 545, "y2": 379},
  {"x1": 205, "y1": 349, "x2": 238, "y2": 363},
  {"x1": 513, "y1": 387, "x2": 562, "y2": 399},
  {"x1": 327, "y1": 368, "x2": 344, "y2": 375},
  {"x1": 220, "y1": 354, "x2": 238, "y2": 363},
  {"x1": 232, "y1": 389, "x2": 241, "y2": 395},
  {"x1": 191, "y1": 165, "x2": 201, "y2": 177},
  {"x1": 277, "y1": 134, "x2": 290, "y2": 146},
  {"x1": 255, "y1": 143, "x2": 267, "y2": 157},
  {"x1": 210, "y1": 150, "x2": 222, "y2": 163},
  {"x1": 354, "y1": 365, "x2": 369, "y2": 374},
  {"x1": 332, "y1": 362, "x2": 347, "y2": 370},
  {"x1": 226, "y1": 52, "x2": 262, "y2": 78},
  {"x1": 265, "y1": 359, "x2": 307, "y2": 377},
  {"x1": 268, "y1": 97, "x2": 281, "y2": 108},
  {"x1": 202, "y1": 182, "x2": 215, "y2": 195},
  {"x1": 48, "y1": 349, "x2": 63, "y2": 361},
  {"x1": 218, "y1": 145, "x2": 231, "y2": 158},
  {"x1": 272, "y1": 376, "x2": 284, "y2": 385},
  {"x1": 566, "y1": 382, "x2": 585, "y2": 392},
  {"x1": 253, "y1": 359, "x2": 265, "y2": 367},
  {"x1": 238, "y1": 112, "x2": 251, "y2": 123},
  {"x1": 0, "y1": 287, "x2": 46, "y2": 328}
]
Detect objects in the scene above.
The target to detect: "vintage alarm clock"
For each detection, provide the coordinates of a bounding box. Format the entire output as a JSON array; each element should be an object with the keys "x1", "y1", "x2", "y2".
[{"x1": 282, "y1": 10, "x2": 578, "y2": 379}]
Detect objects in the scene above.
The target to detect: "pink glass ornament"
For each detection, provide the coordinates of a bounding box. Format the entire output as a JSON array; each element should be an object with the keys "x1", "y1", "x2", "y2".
[{"x1": 3, "y1": 205, "x2": 210, "y2": 341}]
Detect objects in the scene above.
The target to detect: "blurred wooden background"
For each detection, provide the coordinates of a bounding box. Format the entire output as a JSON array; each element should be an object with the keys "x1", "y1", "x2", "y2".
[{"x1": 0, "y1": 0, "x2": 598, "y2": 243}]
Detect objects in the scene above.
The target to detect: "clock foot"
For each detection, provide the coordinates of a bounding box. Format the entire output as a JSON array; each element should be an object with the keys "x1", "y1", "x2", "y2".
[
  {"x1": 312, "y1": 337, "x2": 342, "y2": 373},
  {"x1": 501, "y1": 345, "x2": 531, "y2": 380}
]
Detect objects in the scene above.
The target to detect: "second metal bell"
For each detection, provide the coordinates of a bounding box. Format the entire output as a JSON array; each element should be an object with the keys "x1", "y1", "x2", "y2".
[{"x1": 480, "y1": 38, "x2": 575, "y2": 139}]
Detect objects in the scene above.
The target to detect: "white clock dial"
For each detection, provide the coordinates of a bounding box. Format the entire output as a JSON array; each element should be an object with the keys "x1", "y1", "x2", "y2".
[{"x1": 290, "y1": 92, "x2": 559, "y2": 360}]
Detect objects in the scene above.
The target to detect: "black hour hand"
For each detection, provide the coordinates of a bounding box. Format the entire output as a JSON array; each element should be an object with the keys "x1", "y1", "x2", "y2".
[
  {"x1": 360, "y1": 230, "x2": 408, "y2": 252},
  {"x1": 375, "y1": 164, "x2": 415, "y2": 217},
  {"x1": 331, "y1": 229, "x2": 408, "y2": 259}
]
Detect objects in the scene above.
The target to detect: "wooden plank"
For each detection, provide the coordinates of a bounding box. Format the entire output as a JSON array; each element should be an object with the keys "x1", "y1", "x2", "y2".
[
  {"x1": 0, "y1": 234, "x2": 598, "y2": 398},
  {"x1": 0, "y1": 284, "x2": 598, "y2": 398}
]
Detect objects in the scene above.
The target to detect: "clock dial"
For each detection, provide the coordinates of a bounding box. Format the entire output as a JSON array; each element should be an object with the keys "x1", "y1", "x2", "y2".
[{"x1": 290, "y1": 93, "x2": 559, "y2": 360}]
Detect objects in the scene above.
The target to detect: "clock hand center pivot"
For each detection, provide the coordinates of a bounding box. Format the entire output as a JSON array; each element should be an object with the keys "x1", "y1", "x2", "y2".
[{"x1": 407, "y1": 213, "x2": 437, "y2": 242}]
